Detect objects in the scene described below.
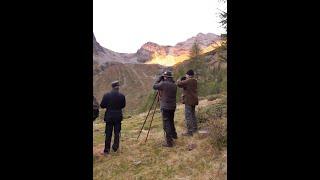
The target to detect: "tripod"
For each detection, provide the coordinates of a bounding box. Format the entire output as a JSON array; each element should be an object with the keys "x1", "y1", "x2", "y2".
[{"x1": 137, "y1": 91, "x2": 160, "y2": 143}]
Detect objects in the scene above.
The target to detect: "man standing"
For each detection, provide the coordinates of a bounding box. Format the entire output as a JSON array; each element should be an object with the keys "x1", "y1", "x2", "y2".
[
  {"x1": 93, "y1": 95, "x2": 99, "y2": 121},
  {"x1": 100, "y1": 81, "x2": 126, "y2": 155},
  {"x1": 177, "y1": 69, "x2": 199, "y2": 136},
  {"x1": 153, "y1": 71, "x2": 178, "y2": 147}
]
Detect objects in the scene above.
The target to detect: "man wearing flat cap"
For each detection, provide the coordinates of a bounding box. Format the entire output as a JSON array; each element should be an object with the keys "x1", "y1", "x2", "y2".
[
  {"x1": 93, "y1": 95, "x2": 99, "y2": 121},
  {"x1": 100, "y1": 80, "x2": 126, "y2": 155},
  {"x1": 153, "y1": 71, "x2": 178, "y2": 147},
  {"x1": 177, "y1": 69, "x2": 199, "y2": 136}
]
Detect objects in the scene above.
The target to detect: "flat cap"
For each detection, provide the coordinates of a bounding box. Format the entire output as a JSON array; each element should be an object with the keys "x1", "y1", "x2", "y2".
[{"x1": 111, "y1": 80, "x2": 120, "y2": 88}]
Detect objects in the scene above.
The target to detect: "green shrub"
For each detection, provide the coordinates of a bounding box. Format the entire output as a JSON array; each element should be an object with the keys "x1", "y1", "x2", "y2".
[
  {"x1": 196, "y1": 100, "x2": 227, "y2": 151},
  {"x1": 208, "y1": 118, "x2": 227, "y2": 151},
  {"x1": 207, "y1": 94, "x2": 220, "y2": 101},
  {"x1": 196, "y1": 100, "x2": 227, "y2": 124}
]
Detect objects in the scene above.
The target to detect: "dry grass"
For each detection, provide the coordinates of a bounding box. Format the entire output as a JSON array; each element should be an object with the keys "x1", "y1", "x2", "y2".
[
  {"x1": 93, "y1": 63, "x2": 161, "y2": 114},
  {"x1": 93, "y1": 99, "x2": 226, "y2": 180}
]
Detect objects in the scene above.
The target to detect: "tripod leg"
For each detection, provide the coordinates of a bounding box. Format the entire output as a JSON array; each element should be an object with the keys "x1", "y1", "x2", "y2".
[
  {"x1": 137, "y1": 91, "x2": 158, "y2": 140},
  {"x1": 145, "y1": 95, "x2": 159, "y2": 143}
]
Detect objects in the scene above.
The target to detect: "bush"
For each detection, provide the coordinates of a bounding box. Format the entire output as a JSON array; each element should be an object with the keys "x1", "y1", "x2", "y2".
[
  {"x1": 196, "y1": 101, "x2": 227, "y2": 124},
  {"x1": 197, "y1": 107, "x2": 210, "y2": 124},
  {"x1": 212, "y1": 83, "x2": 221, "y2": 94},
  {"x1": 196, "y1": 98, "x2": 227, "y2": 151},
  {"x1": 208, "y1": 118, "x2": 227, "y2": 151},
  {"x1": 207, "y1": 94, "x2": 220, "y2": 101}
]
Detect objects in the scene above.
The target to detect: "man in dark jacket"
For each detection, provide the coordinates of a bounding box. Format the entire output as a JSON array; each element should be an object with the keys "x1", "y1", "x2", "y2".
[
  {"x1": 93, "y1": 96, "x2": 99, "y2": 121},
  {"x1": 100, "y1": 81, "x2": 126, "y2": 155},
  {"x1": 177, "y1": 69, "x2": 199, "y2": 136},
  {"x1": 153, "y1": 71, "x2": 178, "y2": 147}
]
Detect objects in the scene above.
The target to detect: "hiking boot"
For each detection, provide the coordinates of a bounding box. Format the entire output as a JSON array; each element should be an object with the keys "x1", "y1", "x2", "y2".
[
  {"x1": 103, "y1": 150, "x2": 109, "y2": 156},
  {"x1": 172, "y1": 134, "x2": 178, "y2": 139},
  {"x1": 162, "y1": 136, "x2": 174, "y2": 147},
  {"x1": 112, "y1": 147, "x2": 118, "y2": 152},
  {"x1": 182, "y1": 132, "x2": 193, "y2": 136},
  {"x1": 162, "y1": 141, "x2": 173, "y2": 147}
]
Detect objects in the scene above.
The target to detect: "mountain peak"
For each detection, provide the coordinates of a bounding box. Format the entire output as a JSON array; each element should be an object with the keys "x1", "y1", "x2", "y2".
[
  {"x1": 93, "y1": 33, "x2": 105, "y2": 56},
  {"x1": 196, "y1": 32, "x2": 205, "y2": 37},
  {"x1": 142, "y1": 41, "x2": 158, "y2": 47},
  {"x1": 93, "y1": 32, "x2": 223, "y2": 66}
]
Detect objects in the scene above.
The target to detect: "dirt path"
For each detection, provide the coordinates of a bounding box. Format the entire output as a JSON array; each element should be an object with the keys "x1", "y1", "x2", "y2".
[{"x1": 93, "y1": 144, "x2": 105, "y2": 157}]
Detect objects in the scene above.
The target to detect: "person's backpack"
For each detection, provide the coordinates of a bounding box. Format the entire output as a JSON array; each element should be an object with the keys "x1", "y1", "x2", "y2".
[{"x1": 93, "y1": 96, "x2": 99, "y2": 121}]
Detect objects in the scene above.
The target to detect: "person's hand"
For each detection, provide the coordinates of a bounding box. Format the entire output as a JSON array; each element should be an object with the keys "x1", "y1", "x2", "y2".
[{"x1": 156, "y1": 75, "x2": 163, "y2": 83}]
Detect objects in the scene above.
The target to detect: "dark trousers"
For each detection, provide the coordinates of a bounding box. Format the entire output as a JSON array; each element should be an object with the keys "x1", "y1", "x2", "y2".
[
  {"x1": 93, "y1": 109, "x2": 99, "y2": 121},
  {"x1": 104, "y1": 118, "x2": 121, "y2": 153},
  {"x1": 161, "y1": 108, "x2": 177, "y2": 144},
  {"x1": 185, "y1": 105, "x2": 197, "y2": 134}
]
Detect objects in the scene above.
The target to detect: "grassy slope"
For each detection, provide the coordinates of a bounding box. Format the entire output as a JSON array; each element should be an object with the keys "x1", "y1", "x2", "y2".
[
  {"x1": 93, "y1": 97, "x2": 227, "y2": 180},
  {"x1": 93, "y1": 63, "x2": 163, "y2": 114}
]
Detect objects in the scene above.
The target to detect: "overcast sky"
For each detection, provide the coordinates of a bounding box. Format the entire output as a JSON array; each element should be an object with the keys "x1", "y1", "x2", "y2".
[{"x1": 93, "y1": 0, "x2": 226, "y2": 53}]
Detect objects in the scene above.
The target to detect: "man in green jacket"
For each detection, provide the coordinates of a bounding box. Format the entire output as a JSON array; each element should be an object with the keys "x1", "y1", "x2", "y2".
[{"x1": 177, "y1": 69, "x2": 199, "y2": 136}]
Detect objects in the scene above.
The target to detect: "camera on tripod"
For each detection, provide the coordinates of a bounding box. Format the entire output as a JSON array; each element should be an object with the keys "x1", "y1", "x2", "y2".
[
  {"x1": 157, "y1": 70, "x2": 173, "y2": 83},
  {"x1": 159, "y1": 75, "x2": 165, "y2": 81}
]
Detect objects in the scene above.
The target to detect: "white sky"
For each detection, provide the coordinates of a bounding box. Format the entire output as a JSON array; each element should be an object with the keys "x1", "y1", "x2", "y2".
[{"x1": 93, "y1": 0, "x2": 226, "y2": 53}]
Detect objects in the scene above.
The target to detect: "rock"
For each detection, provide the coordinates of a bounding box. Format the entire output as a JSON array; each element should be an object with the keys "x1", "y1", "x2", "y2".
[
  {"x1": 198, "y1": 130, "x2": 209, "y2": 134},
  {"x1": 93, "y1": 33, "x2": 137, "y2": 64},
  {"x1": 187, "y1": 143, "x2": 197, "y2": 151},
  {"x1": 198, "y1": 130, "x2": 209, "y2": 138},
  {"x1": 93, "y1": 33, "x2": 105, "y2": 56},
  {"x1": 133, "y1": 160, "x2": 142, "y2": 166}
]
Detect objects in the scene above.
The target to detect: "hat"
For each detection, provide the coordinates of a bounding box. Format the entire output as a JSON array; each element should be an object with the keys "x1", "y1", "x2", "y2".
[
  {"x1": 111, "y1": 81, "x2": 120, "y2": 88},
  {"x1": 186, "y1": 69, "x2": 194, "y2": 76},
  {"x1": 162, "y1": 71, "x2": 173, "y2": 77}
]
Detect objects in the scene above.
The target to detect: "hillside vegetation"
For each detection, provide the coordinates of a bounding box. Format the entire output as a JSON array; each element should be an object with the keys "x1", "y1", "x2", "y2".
[
  {"x1": 140, "y1": 47, "x2": 227, "y2": 113},
  {"x1": 93, "y1": 62, "x2": 163, "y2": 114}
]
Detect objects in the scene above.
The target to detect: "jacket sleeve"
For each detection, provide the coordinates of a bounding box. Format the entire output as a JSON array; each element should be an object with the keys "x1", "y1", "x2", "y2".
[
  {"x1": 177, "y1": 79, "x2": 188, "y2": 88},
  {"x1": 153, "y1": 81, "x2": 164, "y2": 90},
  {"x1": 121, "y1": 95, "x2": 126, "y2": 109},
  {"x1": 93, "y1": 96, "x2": 99, "y2": 108},
  {"x1": 100, "y1": 94, "x2": 108, "y2": 109}
]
